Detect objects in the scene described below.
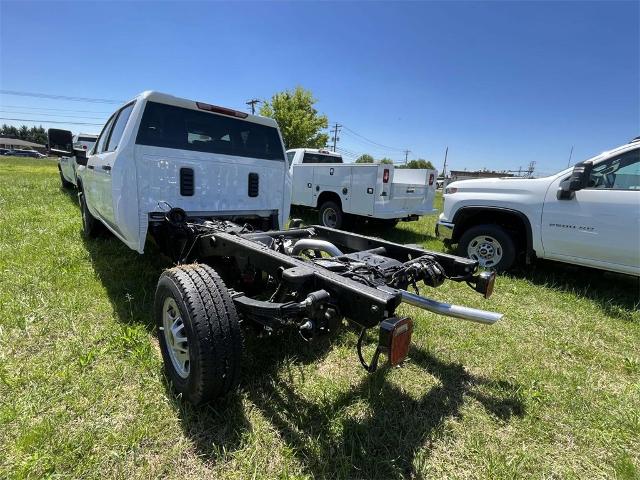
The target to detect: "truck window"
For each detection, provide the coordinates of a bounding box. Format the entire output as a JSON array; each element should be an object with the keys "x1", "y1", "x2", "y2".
[
  {"x1": 588, "y1": 149, "x2": 640, "y2": 190},
  {"x1": 287, "y1": 151, "x2": 296, "y2": 166},
  {"x1": 136, "y1": 101, "x2": 285, "y2": 161},
  {"x1": 302, "y1": 152, "x2": 342, "y2": 164},
  {"x1": 106, "y1": 103, "x2": 135, "y2": 152},
  {"x1": 94, "y1": 114, "x2": 117, "y2": 154}
]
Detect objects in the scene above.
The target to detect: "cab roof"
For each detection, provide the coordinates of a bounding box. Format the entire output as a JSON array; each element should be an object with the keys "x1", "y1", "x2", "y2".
[{"x1": 130, "y1": 91, "x2": 279, "y2": 128}]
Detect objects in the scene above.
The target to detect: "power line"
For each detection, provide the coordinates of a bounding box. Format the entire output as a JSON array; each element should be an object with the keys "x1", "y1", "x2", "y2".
[
  {"x1": 0, "y1": 104, "x2": 112, "y2": 114},
  {"x1": 0, "y1": 90, "x2": 124, "y2": 104},
  {"x1": 0, "y1": 110, "x2": 107, "y2": 120},
  {"x1": 0, "y1": 117, "x2": 104, "y2": 126},
  {"x1": 341, "y1": 125, "x2": 406, "y2": 152}
]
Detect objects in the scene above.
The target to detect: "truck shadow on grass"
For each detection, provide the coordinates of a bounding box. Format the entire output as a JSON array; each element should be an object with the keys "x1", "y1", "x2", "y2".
[{"x1": 173, "y1": 331, "x2": 525, "y2": 479}]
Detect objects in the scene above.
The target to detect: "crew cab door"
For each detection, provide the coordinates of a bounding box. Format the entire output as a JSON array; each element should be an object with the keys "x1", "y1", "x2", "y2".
[
  {"x1": 85, "y1": 114, "x2": 116, "y2": 217},
  {"x1": 541, "y1": 147, "x2": 640, "y2": 274},
  {"x1": 92, "y1": 102, "x2": 135, "y2": 228}
]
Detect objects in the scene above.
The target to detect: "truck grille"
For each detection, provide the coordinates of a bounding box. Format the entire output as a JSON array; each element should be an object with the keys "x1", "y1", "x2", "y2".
[
  {"x1": 248, "y1": 172, "x2": 259, "y2": 197},
  {"x1": 180, "y1": 168, "x2": 194, "y2": 196}
]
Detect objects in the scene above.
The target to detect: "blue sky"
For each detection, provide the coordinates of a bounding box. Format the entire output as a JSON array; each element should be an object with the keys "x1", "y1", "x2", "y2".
[{"x1": 1, "y1": 1, "x2": 638, "y2": 175}]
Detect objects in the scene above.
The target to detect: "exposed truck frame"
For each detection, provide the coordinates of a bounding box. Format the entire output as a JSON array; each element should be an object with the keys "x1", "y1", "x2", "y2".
[{"x1": 148, "y1": 207, "x2": 501, "y2": 404}]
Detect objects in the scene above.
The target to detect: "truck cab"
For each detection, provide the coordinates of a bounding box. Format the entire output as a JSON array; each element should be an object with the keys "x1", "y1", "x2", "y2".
[
  {"x1": 51, "y1": 91, "x2": 291, "y2": 253},
  {"x1": 288, "y1": 148, "x2": 437, "y2": 229},
  {"x1": 436, "y1": 139, "x2": 640, "y2": 275}
]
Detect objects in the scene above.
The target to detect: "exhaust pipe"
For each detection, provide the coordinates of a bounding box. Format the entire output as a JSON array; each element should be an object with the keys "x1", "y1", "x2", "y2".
[
  {"x1": 399, "y1": 290, "x2": 503, "y2": 325},
  {"x1": 291, "y1": 239, "x2": 344, "y2": 257}
]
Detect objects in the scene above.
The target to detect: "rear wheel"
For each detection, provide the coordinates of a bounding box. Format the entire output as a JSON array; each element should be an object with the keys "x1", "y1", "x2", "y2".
[
  {"x1": 457, "y1": 224, "x2": 516, "y2": 271},
  {"x1": 155, "y1": 264, "x2": 243, "y2": 405},
  {"x1": 319, "y1": 201, "x2": 345, "y2": 229},
  {"x1": 78, "y1": 190, "x2": 101, "y2": 237}
]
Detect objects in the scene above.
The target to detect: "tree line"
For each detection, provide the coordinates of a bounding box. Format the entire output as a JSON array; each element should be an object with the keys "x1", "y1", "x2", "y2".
[{"x1": 0, "y1": 124, "x2": 48, "y2": 145}]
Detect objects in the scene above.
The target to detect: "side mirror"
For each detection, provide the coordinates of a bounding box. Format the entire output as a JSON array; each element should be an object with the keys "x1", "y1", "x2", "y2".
[
  {"x1": 557, "y1": 162, "x2": 593, "y2": 200},
  {"x1": 47, "y1": 128, "x2": 73, "y2": 156},
  {"x1": 75, "y1": 148, "x2": 88, "y2": 166}
]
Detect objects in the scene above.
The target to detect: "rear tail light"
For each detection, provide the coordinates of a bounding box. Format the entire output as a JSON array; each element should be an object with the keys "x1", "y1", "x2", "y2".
[
  {"x1": 379, "y1": 317, "x2": 413, "y2": 366},
  {"x1": 429, "y1": 173, "x2": 435, "y2": 186},
  {"x1": 196, "y1": 101, "x2": 248, "y2": 119},
  {"x1": 383, "y1": 168, "x2": 390, "y2": 183}
]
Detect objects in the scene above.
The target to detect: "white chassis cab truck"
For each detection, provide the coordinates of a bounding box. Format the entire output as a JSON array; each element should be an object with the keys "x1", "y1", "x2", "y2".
[
  {"x1": 57, "y1": 133, "x2": 98, "y2": 188},
  {"x1": 287, "y1": 148, "x2": 438, "y2": 229},
  {"x1": 48, "y1": 91, "x2": 503, "y2": 405},
  {"x1": 436, "y1": 138, "x2": 640, "y2": 275}
]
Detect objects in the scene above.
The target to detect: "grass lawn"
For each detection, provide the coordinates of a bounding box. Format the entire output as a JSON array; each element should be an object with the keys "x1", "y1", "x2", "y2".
[{"x1": 1, "y1": 156, "x2": 638, "y2": 479}]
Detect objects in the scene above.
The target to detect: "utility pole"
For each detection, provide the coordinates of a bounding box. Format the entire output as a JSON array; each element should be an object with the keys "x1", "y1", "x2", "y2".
[
  {"x1": 403, "y1": 149, "x2": 411, "y2": 164},
  {"x1": 567, "y1": 145, "x2": 574, "y2": 167},
  {"x1": 442, "y1": 146, "x2": 448, "y2": 178},
  {"x1": 330, "y1": 123, "x2": 341, "y2": 152},
  {"x1": 246, "y1": 99, "x2": 260, "y2": 115}
]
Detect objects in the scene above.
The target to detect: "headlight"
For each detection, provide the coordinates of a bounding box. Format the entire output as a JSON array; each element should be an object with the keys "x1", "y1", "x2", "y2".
[{"x1": 444, "y1": 187, "x2": 458, "y2": 194}]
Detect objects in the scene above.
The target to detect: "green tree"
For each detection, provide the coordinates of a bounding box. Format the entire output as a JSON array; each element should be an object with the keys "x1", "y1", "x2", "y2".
[
  {"x1": 398, "y1": 159, "x2": 436, "y2": 170},
  {"x1": 260, "y1": 86, "x2": 329, "y2": 149},
  {"x1": 18, "y1": 125, "x2": 29, "y2": 140},
  {"x1": 355, "y1": 154, "x2": 374, "y2": 163},
  {"x1": 379, "y1": 158, "x2": 393, "y2": 164}
]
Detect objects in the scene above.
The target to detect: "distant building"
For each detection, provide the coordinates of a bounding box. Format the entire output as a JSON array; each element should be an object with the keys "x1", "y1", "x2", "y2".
[
  {"x1": 0, "y1": 137, "x2": 46, "y2": 152},
  {"x1": 449, "y1": 170, "x2": 515, "y2": 182}
]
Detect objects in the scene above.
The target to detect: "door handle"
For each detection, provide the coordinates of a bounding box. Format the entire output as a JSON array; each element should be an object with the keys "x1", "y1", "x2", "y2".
[{"x1": 102, "y1": 165, "x2": 112, "y2": 172}]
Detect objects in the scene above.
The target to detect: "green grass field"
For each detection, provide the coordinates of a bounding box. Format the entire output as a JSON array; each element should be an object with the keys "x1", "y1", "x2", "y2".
[{"x1": 1, "y1": 157, "x2": 638, "y2": 479}]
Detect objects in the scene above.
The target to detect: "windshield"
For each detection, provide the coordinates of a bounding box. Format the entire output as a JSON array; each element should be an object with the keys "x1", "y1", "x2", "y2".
[{"x1": 136, "y1": 101, "x2": 285, "y2": 161}]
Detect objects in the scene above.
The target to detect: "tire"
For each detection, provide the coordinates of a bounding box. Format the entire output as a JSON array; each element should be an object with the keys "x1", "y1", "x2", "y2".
[
  {"x1": 457, "y1": 224, "x2": 516, "y2": 272},
  {"x1": 155, "y1": 264, "x2": 243, "y2": 405},
  {"x1": 78, "y1": 190, "x2": 102, "y2": 238},
  {"x1": 319, "y1": 201, "x2": 345, "y2": 229},
  {"x1": 59, "y1": 168, "x2": 73, "y2": 189}
]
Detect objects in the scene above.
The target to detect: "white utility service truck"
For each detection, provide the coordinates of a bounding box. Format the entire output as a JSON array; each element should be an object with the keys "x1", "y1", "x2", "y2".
[
  {"x1": 58, "y1": 133, "x2": 98, "y2": 188},
  {"x1": 287, "y1": 148, "x2": 437, "y2": 229},
  {"x1": 437, "y1": 138, "x2": 640, "y2": 275},
  {"x1": 48, "y1": 91, "x2": 502, "y2": 405}
]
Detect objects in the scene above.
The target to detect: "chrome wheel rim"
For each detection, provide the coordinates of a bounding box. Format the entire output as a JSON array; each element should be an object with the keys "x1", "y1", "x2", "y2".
[
  {"x1": 162, "y1": 297, "x2": 190, "y2": 378},
  {"x1": 322, "y1": 207, "x2": 338, "y2": 228},
  {"x1": 467, "y1": 235, "x2": 503, "y2": 268}
]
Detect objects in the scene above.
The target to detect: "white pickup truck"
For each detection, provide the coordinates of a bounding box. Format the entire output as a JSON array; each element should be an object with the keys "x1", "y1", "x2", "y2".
[
  {"x1": 287, "y1": 148, "x2": 437, "y2": 228},
  {"x1": 58, "y1": 133, "x2": 98, "y2": 188},
  {"x1": 436, "y1": 138, "x2": 640, "y2": 275},
  {"x1": 47, "y1": 90, "x2": 502, "y2": 405}
]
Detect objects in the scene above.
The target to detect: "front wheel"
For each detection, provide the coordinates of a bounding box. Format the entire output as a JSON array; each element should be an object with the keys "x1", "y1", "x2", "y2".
[
  {"x1": 457, "y1": 224, "x2": 516, "y2": 271},
  {"x1": 78, "y1": 191, "x2": 102, "y2": 237},
  {"x1": 155, "y1": 264, "x2": 244, "y2": 405},
  {"x1": 59, "y1": 169, "x2": 73, "y2": 189}
]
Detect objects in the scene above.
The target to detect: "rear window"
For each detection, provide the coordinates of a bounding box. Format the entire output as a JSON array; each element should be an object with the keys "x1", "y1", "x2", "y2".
[
  {"x1": 136, "y1": 101, "x2": 284, "y2": 161},
  {"x1": 302, "y1": 152, "x2": 342, "y2": 164},
  {"x1": 77, "y1": 136, "x2": 97, "y2": 143}
]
